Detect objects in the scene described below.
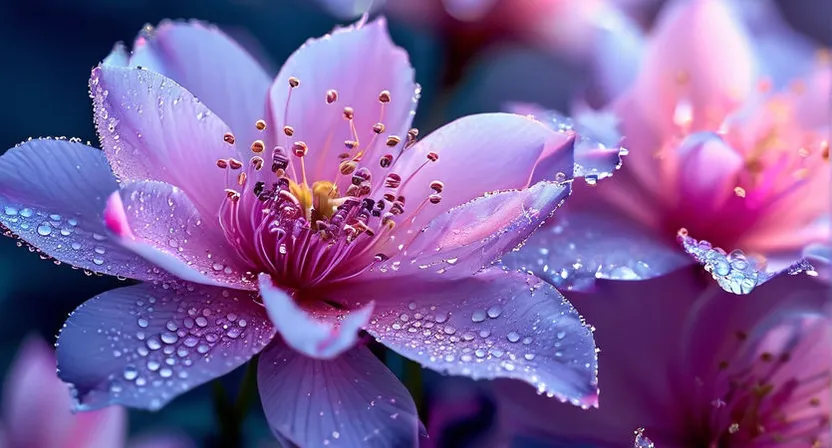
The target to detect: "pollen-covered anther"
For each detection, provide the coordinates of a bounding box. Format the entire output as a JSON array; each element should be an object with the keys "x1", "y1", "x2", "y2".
[
  {"x1": 344, "y1": 140, "x2": 359, "y2": 150},
  {"x1": 734, "y1": 186, "x2": 746, "y2": 198},
  {"x1": 406, "y1": 128, "x2": 419, "y2": 143},
  {"x1": 255, "y1": 119, "x2": 267, "y2": 131},
  {"x1": 272, "y1": 146, "x2": 289, "y2": 173},
  {"x1": 373, "y1": 123, "x2": 385, "y2": 134},
  {"x1": 228, "y1": 158, "x2": 244, "y2": 170},
  {"x1": 237, "y1": 172, "x2": 247, "y2": 186},
  {"x1": 223, "y1": 132, "x2": 236, "y2": 145},
  {"x1": 378, "y1": 90, "x2": 391, "y2": 103},
  {"x1": 216, "y1": 158, "x2": 229, "y2": 169},
  {"x1": 426, "y1": 151, "x2": 439, "y2": 162},
  {"x1": 386, "y1": 136, "x2": 401, "y2": 147},
  {"x1": 343, "y1": 107, "x2": 355, "y2": 120},
  {"x1": 292, "y1": 141, "x2": 308, "y2": 157},
  {"x1": 384, "y1": 173, "x2": 402, "y2": 189},
  {"x1": 288, "y1": 76, "x2": 300, "y2": 88},
  {"x1": 430, "y1": 180, "x2": 444, "y2": 193},
  {"x1": 250, "y1": 156, "x2": 264, "y2": 171},
  {"x1": 351, "y1": 167, "x2": 372, "y2": 186},
  {"x1": 251, "y1": 140, "x2": 265, "y2": 153},
  {"x1": 326, "y1": 89, "x2": 338, "y2": 104},
  {"x1": 283, "y1": 126, "x2": 294, "y2": 137},
  {"x1": 224, "y1": 188, "x2": 241, "y2": 202},
  {"x1": 339, "y1": 160, "x2": 357, "y2": 175},
  {"x1": 379, "y1": 154, "x2": 393, "y2": 168},
  {"x1": 429, "y1": 194, "x2": 442, "y2": 204}
]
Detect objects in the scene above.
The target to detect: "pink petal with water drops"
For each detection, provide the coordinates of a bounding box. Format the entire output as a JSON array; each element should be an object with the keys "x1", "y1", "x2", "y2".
[
  {"x1": 257, "y1": 340, "x2": 420, "y2": 447},
  {"x1": 258, "y1": 273, "x2": 373, "y2": 360},
  {"x1": 267, "y1": 17, "x2": 417, "y2": 183},
  {"x1": 91, "y1": 65, "x2": 240, "y2": 222},
  {"x1": 362, "y1": 268, "x2": 598, "y2": 408},
  {"x1": 387, "y1": 113, "x2": 573, "y2": 238},
  {"x1": 109, "y1": 20, "x2": 273, "y2": 150},
  {"x1": 0, "y1": 138, "x2": 172, "y2": 281},
  {"x1": 632, "y1": 0, "x2": 756, "y2": 136},
  {"x1": 56, "y1": 282, "x2": 274, "y2": 411},
  {"x1": 369, "y1": 181, "x2": 568, "y2": 280},
  {"x1": 3, "y1": 336, "x2": 127, "y2": 448},
  {"x1": 104, "y1": 181, "x2": 253, "y2": 290}
]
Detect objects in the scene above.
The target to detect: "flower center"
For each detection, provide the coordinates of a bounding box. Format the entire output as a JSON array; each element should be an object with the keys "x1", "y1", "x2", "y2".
[{"x1": 213, "y1": 78, "x2": 442, "y2": 291}]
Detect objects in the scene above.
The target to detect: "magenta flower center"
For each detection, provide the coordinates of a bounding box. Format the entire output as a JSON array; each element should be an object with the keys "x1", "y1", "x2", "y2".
[{"x1": 215, "y1": 80, "x2": 441, "y2": 292}]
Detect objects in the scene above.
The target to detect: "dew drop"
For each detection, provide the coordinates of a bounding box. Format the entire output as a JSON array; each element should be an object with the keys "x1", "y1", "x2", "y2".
[
  {"x1": 471, "y1": 310, "x2": 486, "y2": 323},
  {"x1": 487, "y1": 306, "x2": 502, "y2": 318},
  {"x1": 37, "y1": 223, "x2": 52, "y2": 236},
  {"x1": 507, "y1": 331, "x2": 520, "y2": 343},
  {"x1": 123, "y1": 365, "x2": 138, "y2": 380}
]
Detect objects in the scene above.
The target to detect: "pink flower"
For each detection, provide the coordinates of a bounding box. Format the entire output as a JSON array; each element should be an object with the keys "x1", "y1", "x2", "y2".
[
  {"x1": 1, "y1": 336, "x2": 192, "y2": 448},
  {"x1": 0, "y1": 18, "x2": 616, "y2": 445},
  {"x1": 489, "y1": 268, "x2": 832, "y2": 446},
  {"x1": 505, "y1": 0, "x2": 830, "y2": 293}
]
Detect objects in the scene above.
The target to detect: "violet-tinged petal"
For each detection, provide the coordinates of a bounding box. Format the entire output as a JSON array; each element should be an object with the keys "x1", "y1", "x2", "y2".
[
  {"x1": 804, "y1": 242, "x2": 831, "y2": 282},
  {"x1": 66, "y1": 406, "x2": 128, "y2": 448},
  {"x1": 391, "y1": 113, "x2": 573, "y2": 235},
  {"x1": 104, "y1": 181, "x2": 253, "y2": 290},
  {"x1": 678, "y1": 230, "x2": 818, "y2": 294},
  {"x1": 0, "y1": 138, "x2": 171, "y2": 281},
  {"x1": 258, "y1": 273, "x2": 373, "y2": 360},
  {"x1": 268, "y1": 17, "x2": 417, "y2": 182},
  {"x1": 585, "y1": 5, "x2": 645, "y2": 106},
  {"x1": 257, "y1": 341, "x2": 420, "y2": 447},
  {"x1": 56, "y1": 282, "x2": 274, "y2": 411},
  {"x1": 673, "y1": 132, "x2": 744, "y2": 219},
  {"x1": 502, "y1": 207, "x2": 691, "y2": 291},
  {"x1": 632, "y1": 0, "x2": 756, "y2": 134},
  {"x1": 373, "y1": 181, "x2": 568, "y2": 280},
  {"x1": 364, "y1": 268, "x2": 598, "y2": 407},
  {"x1": 91, "y1": 65, "x2": 239, "y2": 222},
  {"x1": 509, "y1": 103, "x2": 627, "y2": 184},
  {"x1": 110, "y1": 20, "x2": 273, "y2": 149}
]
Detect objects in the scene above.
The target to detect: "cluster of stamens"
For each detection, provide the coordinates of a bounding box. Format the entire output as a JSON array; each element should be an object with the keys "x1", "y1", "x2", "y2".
[{"x1": 213, "y1": 77, "x2": 443, "y2": 289}]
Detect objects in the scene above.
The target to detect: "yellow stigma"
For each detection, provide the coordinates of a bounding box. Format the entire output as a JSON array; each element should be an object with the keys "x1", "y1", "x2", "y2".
[{"x1": 288, "y1": 179, "x2": 339, "y2": 222}]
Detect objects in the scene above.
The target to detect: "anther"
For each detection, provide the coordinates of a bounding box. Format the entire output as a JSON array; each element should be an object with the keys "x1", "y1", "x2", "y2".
[
  {"x1": 253, "y1": 181, "x2": 266, "y2": 197},
  {"x1": 734, "y1": 186, "x2": 746, "y2": 198},
  {"x1": 272, "y1": 146, "x2": 289, "y2": 173},
  {"x1": 225, "y1": 189, "x2": 241, "y2": 202},
  {"x1": 228, "y1": 158, "x2": 244, "y2": 170},
  {"x1": 344, "y1": 140, "x2": 359, "y2": 150},
  {"x1": 250, "y1": 156, "x2": 264, "y2": 171},
  {"x1": 326, "y1": 89, "x2": 338, "y2": 104},
  {"x1": 223, "y1": 132, "x2": 236, "y2": 145},
  {"x1": 283, "y1": 126, "x2": 295, "y2": 137},
  {"x1": 430, "y1": 180, "x2": 444, "y2": 193},
  {"x1": 288, "y1": 77, "x2": 300, "y2": 88},
  {"x1": 426, "y1": 152, "x2": 439, "y2": 162},
  {"x1": 373, "y1": 123, "x2": 385, "y2": 134},
  {"x1": 339, "y1": 160, "x2": 357, "y2": 175},
  {"x1": 379, "y1": 154, "x2": 393, "y2": 168},
  {"x1": 237, "y1": 172, "x2": 247, "y2": 186},
  {"x1": 352, "y1": 167, "x2": 372, "y2": 186},
  {"x1": 386, "y1": 136, "x2": 401, "y2": 147},
  {"x1": 292, "y1": 141, "x2": 308, "y2": 157},
  {"x1": 383, "y1": 193, "x2": 396, "y2": 202},
  {"x1": 251, "y1": 140, "x2": 265, "y2": 153},
  {"x1": 429, "y1": 194, "x2": 442, "y2": 204},
  {"x1": 343, "y1": 107, "x2": 355, "y2": 120},
  {"x1": 378, "y1": 90, "x2": 391, "y2": 103},
  {"x1": 384, "y1": 173, "x2": 402, "y2": 188},
  {"x1": 373, "y1": 253, "x2": 389, "y2": 262},
  {"x1": 255, "y1": 119, "x2": 267, "y2": 131},
  {"x1": 216, "y1": 158, "x2": 229, "y2": 169}
]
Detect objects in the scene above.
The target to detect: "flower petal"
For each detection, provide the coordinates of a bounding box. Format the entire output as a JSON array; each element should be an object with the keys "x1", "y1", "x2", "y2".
[
  {"x1": 104, "y1": 181, "x2": 252, "y2": 290},
  {"x1": 91, "y1": 65, "x2": 240, "y2": 221},
  {"x1": 364, "y1": 268, "x2": 598, "y2": 407},
  {"x1": 371, "y1": 181, "x2": 568, "y2": 280},
  {"x1": 502, "y1": 207, "x2": 691, "y2": 291},
  {"x1": 672, "y1": 132, "x2": 744, "y2": 220},
  {"x1": 0, "y1": 138, "x2": 170, "y2": 281},
  {"x1": 632, "y1": 0, "x2": 756, "y2": 134},
  {"x1": 392, "y1": 113, "x2": 573, "y2": 234},
  {"x1": 56, "y1": 282, "x2": 274, "y2": 411},
  {"x1": 268, "y1": 17, "x2": 418, "y2": 182},
  {"x1": 678, "y1": 230, "x2": 817, "y2": 294},
  {"x1": 108, "y1": 20, "x2": 272, "y2": 149},
  {"x1": 257, "y1": 340, "x2": 420, "y2": 447},
  {"x1": 258, "y1": 273, "x2": 373, "y2": 360}
]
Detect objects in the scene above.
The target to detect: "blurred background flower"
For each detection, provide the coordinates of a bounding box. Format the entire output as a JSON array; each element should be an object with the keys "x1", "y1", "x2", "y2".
[{"x1": 0, "y1": 0, "x2": 828, "y2": 446}]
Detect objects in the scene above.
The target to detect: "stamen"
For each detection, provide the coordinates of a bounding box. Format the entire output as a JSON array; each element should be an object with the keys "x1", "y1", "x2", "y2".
[
  {"x1": 251, "y1": 140, "x2": 265, "y2": 153},
  {"x1": 237, "y1": 172, "x2": 247, "y2": 186},
  {"x1": 386, "y1": 136, "x2": 401, "y2": 147},
  {"x1": 250, "y1": 156, "x2": 264, "y2": 171},
  {"x1": 228, "y1": 158, "x2": 243, "y2": 170},
  {"x1": 288, "y1": 77, "x2": 300, "y2": 88},
  {"x1": 283, "y1": 126, "x2": 294, "y2": 137},
  {"x1": 255, "y1": 119, "x2": 267, "y2": 131},
  {"x1": 216, "y1": 158, "x2": 229, "y2": 169},
  {"x1": 378, "y1": 90, "x2": 391, "y2": 103},
  {"x1": 223, "y1": 132, "x2": 236, "y2": 145},
  {"x1": 373, "y1": 123, "x2": 385, "y2": 134},
  {"x1": 326, "y1": 89, "x2": 338, "y2": 104},
  {"x1": 379, "y1": 154, "x2": 393, "y2": 168}
]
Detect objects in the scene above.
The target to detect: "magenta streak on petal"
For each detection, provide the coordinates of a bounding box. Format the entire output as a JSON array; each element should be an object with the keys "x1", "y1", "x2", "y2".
[{"x1": 104, "y1": 192, "x2": 135, "y2": 240}]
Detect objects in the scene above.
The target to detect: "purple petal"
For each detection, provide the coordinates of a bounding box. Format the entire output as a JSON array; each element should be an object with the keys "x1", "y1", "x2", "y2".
[
  {"x1": 678, "y1": 230, "x2": 818, "y2": 294},
  {"x1": 268, "y1": 17, "x2": 417, "y2": 183},
  {"x1": 91, "y1": 65, "x2": 240, "y2": 222},
  {"x1": 257, "y1": 340, "x2": 419, "y2": 447},
  {"x1": 0, "y1": 138, "x2": 171, "y2": 281},
  {"x1": 104, "y1": 181, "x2": 253, "y2": 290},
  {"x1": 372, "y1": 181, "x2": 568, "y2": 280},
  {"x1": 365, "y1": 268, "x2": 598, "y2": 407},
  {"x1": 258, "y1": 274, "x2": 373, "y2": 360},
  {"x1": 56, "y1": 282, "x2": 274, "y2": 411},
  {"x1": 502, "y1": 207, "x2": 691, "y2": 292},
  {"x1": 109, "y1": 20, "x2": 273, "y2": 150},
  {"x1": 584, "y1": 6, "x2": 645, "y2": 106},
  {"x1": 391, "y1": 113, "x2": 573, "y2": 235}
]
